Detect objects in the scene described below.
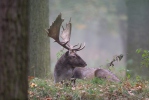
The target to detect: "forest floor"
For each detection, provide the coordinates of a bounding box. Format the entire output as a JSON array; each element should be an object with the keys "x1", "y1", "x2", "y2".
[{"x1": 28, "y1": 76, "x2": 149, "y2": 100}]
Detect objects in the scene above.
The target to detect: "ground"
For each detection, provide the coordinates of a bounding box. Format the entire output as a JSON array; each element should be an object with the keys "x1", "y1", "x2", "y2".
[{"x1": 28, "y1": 76, "x2": 149, "y2": 100}]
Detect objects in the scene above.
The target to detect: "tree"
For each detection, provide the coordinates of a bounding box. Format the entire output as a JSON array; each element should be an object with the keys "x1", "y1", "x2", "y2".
[
  {"x1": 28, "y1": 0, "x2": 50, "y2": 78},
  {"x1": 126, "y1": 0, "x2": 149, "y2": 79},
  {"x1": 0, "y1": 0, "x2": 29, "y2": 99}
]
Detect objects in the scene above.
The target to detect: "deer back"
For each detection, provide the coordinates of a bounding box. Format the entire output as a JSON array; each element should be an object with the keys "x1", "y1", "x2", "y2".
[
  {"x1": 72, "y1": 67, "x2": 97, "y2": 79},
  {"x1": 73, "y1": 67, "x2": 120, "y2": 82}
]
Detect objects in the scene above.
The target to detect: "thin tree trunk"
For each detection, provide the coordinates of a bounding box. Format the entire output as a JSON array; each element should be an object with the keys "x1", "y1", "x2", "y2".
[
  {"x1": 0, "y1": 0, "x2": 29, "y2": 99},
  {"x1": 29, "y1": 0, "x2": 50, "y2": 78}
]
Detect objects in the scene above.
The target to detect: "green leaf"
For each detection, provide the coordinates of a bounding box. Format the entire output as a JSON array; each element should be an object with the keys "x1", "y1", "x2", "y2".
[
  {"x1": 144, "y1": 50, "x2": 148, "y2": 53},
  {"x1": 136, "y1": 48, "x2": 142, "y2": 53}
]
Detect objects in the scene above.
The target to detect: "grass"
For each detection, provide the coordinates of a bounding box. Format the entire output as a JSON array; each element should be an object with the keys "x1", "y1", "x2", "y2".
[{"x1": 28, "y1": 77, "x2": 149, "y2": 100}]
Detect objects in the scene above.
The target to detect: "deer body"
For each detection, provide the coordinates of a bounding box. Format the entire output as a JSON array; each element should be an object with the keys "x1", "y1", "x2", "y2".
[
  {"x1": 72, "y1": 55, "x2": 122, "y2": 82},
  {"x1": 73, "y1": 67, "x2": 120, "y2": 82}
]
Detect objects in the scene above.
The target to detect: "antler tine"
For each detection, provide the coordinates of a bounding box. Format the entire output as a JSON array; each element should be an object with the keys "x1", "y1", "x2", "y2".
[
  {"x1": 65, "y1": 43, "x2": 79, "y2": 50},
  {"x1": 73, "y1": 43, "x2": 79, "y2": 48},
  {"x1": 78, "y1": 43, "x2": 85, "y2": 51},
  {"x1": 73, "y1": 43, "x2": 85, "y2": 51}
]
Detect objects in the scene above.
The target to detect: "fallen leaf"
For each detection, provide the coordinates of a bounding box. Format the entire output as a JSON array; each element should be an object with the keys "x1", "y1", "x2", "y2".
[{"x1": 30, "y1": 83, "x2": 37, "y2": 88}]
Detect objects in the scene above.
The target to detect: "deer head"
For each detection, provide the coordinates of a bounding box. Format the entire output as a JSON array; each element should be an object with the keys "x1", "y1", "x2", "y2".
[{"x1": 46, "y1": 13, "x2": 87, "y2": 83}]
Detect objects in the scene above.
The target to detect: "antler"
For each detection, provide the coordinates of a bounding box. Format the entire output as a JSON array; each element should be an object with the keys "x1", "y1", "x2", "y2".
[
  {"x1": 46, "y1": 13, "x2": 70, "y2": 50},
  {"x1": 46, "y1": 13, "x2": 85, "y2": 51},
  {"x1": 61, "y1": 18, "x2": 71, "y2": 43},
  {"x1": 72, "y1": 43, "x2": 86, "y2": 51}
]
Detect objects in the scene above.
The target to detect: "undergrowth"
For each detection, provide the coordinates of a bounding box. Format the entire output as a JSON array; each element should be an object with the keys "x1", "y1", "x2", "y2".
[
  {"x1": 28, "y1": 77, "x2": 149, "y2": 100},
  {"x1": 28, "y1": 49, "x2": 149, "y2": 100}
]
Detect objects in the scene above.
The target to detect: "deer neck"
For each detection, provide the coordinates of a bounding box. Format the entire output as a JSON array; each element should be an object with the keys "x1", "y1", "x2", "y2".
[{"x1": 56, "y1": 53, "x2": 75, "y2": 70}]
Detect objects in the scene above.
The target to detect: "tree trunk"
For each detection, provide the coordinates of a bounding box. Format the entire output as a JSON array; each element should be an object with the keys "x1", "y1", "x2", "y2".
[
  {"x1": 0, "y1": 0, "x2": 29, "y2": 99},
  {"x1": 29, "y1": 0, "x2": 50, "y2": 78},
  {"x1": 126, "y1": 0, "x2": 149, "y2": 79}
]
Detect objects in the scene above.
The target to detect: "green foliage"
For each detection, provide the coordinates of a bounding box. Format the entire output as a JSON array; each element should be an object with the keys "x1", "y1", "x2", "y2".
[
  {"x1": 136, "y1": 75, "x2": 141, "y2": 81},
  {"x1": 126, "y1": 69, "x2": 132, "y2": 79},
  {"x1": 136, "y1": 48, "x2": 149, "y2": 67},
  {"x1": 126, "y1": 73, "x2": 131, "y2": 79},
  {"x1": 91, "y1": 77, "x2": 106, "y2": 85},
  {"x1": 56, "y1": 49, "x2": 65, "y2": 60}
]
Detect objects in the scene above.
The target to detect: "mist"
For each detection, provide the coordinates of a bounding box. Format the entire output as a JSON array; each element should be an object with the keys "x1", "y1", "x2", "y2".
[{"x1": 49, "y1": 0, "x2": 127, "y2": 75}]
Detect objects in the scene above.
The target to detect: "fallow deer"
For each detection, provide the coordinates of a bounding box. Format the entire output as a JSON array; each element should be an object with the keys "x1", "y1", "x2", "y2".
[{"x1": 46, "y1": 13, "x2": 87, "y2": 83}]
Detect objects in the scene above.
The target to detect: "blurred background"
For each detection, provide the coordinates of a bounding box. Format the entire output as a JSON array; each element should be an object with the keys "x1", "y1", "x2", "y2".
[
  {"x1": 49, "y1": 0, "x2": 127, "y2": 76},
  {"x1": 28, "y1": 0, "x2": 149, "y2": 79}
]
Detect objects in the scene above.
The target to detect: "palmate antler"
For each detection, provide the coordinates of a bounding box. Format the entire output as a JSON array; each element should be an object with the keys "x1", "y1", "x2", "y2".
[
  {"x1": 61, "y1": 18, "x2": 71, "y2": 43},
  {"x1": 46, "y1": 13, "x2": 85, "y2": 51}
]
